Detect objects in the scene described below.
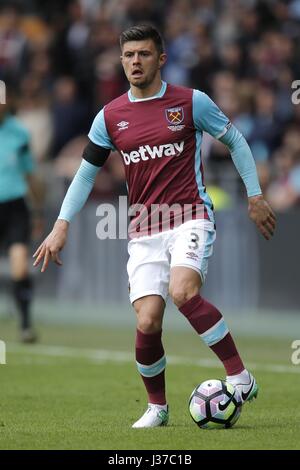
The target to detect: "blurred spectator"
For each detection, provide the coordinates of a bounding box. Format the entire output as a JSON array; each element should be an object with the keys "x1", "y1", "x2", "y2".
[
  {"x1": 51, "y1": 76, "x2": 91, "y2": 156},
  {"x1": 125, "y1": 0, "x2": 164, "y2": 29},
  {"x1": 17, "y1": 74, "x2": 53, "y2": 162},
  {"x1": 251, "y1": 86, "x2": 281, "y2": 155},
  {"x1": 163, "y1": 5, "x2": 197, "y2": 86},
  {"x1": 0, "y1": 3, "x2": 28, "y2": 84},
  {"x1": 267, "y1": 148, "x2": 300, "y2": 211},
  {"x1": 267, "y1": 125, "x2": 300, "y2": 210},
  {"x1": 93, "y1": 48, "x2": 127, "y2": 108}
]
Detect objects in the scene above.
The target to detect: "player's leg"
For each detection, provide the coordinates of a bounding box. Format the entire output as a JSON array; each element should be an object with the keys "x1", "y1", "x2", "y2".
[
  {"x1": 127, "y1": 234, "x2": 170, "y2": 427},
  {"x1": 8, "y1": 243, "x2": 36, "y2": 343},
  {"x1": 132, "y1": 294, "x2": 169, "y2": 428},
  {"x1": 169, "y1": 266, "x2": 245, "y2": 374},
  {"x1": 169, "y1": 220, "x2": 258, "y2": 403},
  {"x1": 134, "y1": 295, "x2": 166, "y2": 407},
  {"x1": 7, "y1": 198, "x2": 36, "y2": 343}
]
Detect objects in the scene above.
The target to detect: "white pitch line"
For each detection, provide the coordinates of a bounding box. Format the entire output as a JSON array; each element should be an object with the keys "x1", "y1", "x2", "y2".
[{"x1": 6, "y1": 343, "x2": 300, "y2": 374}]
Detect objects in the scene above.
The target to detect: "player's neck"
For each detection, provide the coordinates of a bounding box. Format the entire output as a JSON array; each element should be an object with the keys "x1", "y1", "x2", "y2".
[{"x1": 130, "y1": 77, "x2": 163, "y2": 100}]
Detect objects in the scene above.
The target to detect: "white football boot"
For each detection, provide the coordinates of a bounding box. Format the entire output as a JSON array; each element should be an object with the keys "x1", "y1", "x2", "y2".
[
  {"x1": 226, "y1": 369, "x2": 258, "y2": 404},
  {"x1": 132, "y1": 404, "x2": 169, "y2": 428}
]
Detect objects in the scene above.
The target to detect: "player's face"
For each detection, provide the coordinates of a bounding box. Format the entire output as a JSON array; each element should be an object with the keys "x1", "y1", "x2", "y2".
[{"x1": 121, "y1": 39, "x2": 166, "y2": 89}]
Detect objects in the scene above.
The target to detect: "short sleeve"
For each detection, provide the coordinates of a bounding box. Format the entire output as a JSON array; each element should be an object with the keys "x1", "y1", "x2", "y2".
[
  {"x1": 88, "y1": 108, "x2": 115, "y2": 150},
  {"x1": 192, "y1": 89, "x2": 231, "y2": 139}
]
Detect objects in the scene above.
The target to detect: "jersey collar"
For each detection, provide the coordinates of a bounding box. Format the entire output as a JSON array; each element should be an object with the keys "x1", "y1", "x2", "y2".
[{"x1": 128, "y1": 81, "x2": 167, "y2": 102}]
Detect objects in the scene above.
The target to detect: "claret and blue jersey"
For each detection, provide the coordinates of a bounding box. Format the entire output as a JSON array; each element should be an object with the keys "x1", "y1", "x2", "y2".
[
  {"x1": 88, "y1": 81, "x2": 232, "y2": 226},
  {"x1": 58, "y1": 81, "x2": 261, "y2": 229}
]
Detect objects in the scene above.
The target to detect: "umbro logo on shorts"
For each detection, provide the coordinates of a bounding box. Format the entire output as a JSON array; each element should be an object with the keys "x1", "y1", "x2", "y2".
[
  {"x1": 121, "y1": 141, "x2": 185, "y2": 165},
  {"x1": 186, "y1": 252, "x2": 199, "y2": 261}
]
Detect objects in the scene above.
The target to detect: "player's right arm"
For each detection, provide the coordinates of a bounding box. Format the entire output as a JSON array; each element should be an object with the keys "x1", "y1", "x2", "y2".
[{"x1": 33, "y1": 109, "x2": 114, "y2": 272}]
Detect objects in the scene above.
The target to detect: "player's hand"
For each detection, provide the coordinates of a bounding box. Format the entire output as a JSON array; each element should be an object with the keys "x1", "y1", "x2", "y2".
[
  {"x1": 33, "y1": 219, "x2": 69, "y2": 272},
  {"x1": 248, "y1": 195, "x2": 276, "y2": 240}
]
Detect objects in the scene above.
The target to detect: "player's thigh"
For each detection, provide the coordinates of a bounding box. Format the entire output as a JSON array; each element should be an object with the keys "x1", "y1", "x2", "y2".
[
  {"x1": 127, "y1": 234, "x2": 170, "y2": 305},
  {"x1": 170, "y1": 219, "x2": 216, "y2": 285}
]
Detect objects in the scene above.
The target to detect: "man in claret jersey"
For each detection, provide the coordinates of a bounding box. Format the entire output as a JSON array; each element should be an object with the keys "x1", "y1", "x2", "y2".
[{"x1": 33, "y1": 25, "x2": 276, "y2": 428}]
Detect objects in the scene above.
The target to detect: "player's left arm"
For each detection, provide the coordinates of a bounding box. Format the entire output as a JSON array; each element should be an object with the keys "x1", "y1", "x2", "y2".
[
  {"x1": 193, "y1": 90, "x2": 276, "y2": 240},
  {"x1": 219, "y1": 126, "x2": 276, "y2": 240},
  {"x1": 33, "y1": 107, "x2": 114, "y2": 272}
]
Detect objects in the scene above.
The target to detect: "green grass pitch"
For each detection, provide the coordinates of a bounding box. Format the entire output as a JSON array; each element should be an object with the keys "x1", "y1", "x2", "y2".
[{"x1": 0, "y1": 319, "x2": 300, "y2": 450}]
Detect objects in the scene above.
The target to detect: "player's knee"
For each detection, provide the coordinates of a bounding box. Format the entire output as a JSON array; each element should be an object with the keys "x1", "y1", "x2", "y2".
[
  {"x1": 136, "y1": 314, "x2": 162, "y2": 334},
  {"x1": 10, "y1": 259, "x2": 29, "y2": 279},
  {"x1": 169, "y1": 285, "x2": 199, "y2": 308},
  {"x1": 134, "y1": 296, "x2": 164, "y2": 333}
]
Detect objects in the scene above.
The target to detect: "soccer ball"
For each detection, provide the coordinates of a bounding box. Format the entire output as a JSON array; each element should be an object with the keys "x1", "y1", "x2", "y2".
[{"x1": 189, "y1": 379, "x2": 242, "y2": 429}]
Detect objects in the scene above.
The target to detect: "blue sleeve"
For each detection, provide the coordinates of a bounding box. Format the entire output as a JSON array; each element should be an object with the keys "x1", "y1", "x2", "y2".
[
  {"x1": 192, "y1": 89, "x2": 231, "y2": 138},
  {"x1": 58, "y1": 159, "x2": 100, "y2": 222},
  {"x1": 219, "y1": 125, "x2": 262, "y2": 197},
  {"x1": 88, "y1": 108, "x2": 115, "y2": 150}
]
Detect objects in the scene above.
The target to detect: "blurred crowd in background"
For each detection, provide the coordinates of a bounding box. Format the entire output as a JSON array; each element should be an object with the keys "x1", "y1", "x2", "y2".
[{"x1": 1, "y1": 0, "x2": 300, "y2": 211}]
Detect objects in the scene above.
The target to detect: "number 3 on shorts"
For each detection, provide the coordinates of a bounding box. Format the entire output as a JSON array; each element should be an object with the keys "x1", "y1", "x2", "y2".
[{"x1": 188, "y1": 232, "x2": 199, "y2": 250}]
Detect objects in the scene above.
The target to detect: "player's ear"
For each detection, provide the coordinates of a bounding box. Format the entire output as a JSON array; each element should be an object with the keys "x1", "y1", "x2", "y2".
[{"x1": 158, "y1": 53, "x2": 167, "y2": 69}]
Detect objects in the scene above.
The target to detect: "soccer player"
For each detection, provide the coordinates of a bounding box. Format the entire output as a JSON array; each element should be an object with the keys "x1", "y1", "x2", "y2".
[
  {"x1": 33, "y1": 25, "x2": 276, "y2": 427},
  {"x1": 0, "y1": 99, "x2": 43, "y2": 343}
]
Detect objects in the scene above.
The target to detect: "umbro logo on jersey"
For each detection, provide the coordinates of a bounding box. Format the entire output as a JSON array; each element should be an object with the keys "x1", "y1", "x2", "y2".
[
  {"x1": 117, "y1": 121, "x2": 129, "y2": 130},
  {"x1": 121, "y1": 141, "x2": 185, "y2": 165}
]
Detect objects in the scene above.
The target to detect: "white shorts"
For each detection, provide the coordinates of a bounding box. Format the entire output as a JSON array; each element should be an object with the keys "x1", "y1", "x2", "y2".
[{"x1": 127, "y1": 219, "x2": 216, "y2": 304}]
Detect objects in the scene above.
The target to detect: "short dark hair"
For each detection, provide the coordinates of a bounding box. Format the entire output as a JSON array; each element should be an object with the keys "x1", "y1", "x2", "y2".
[{"x1": 120, "y1": 24, "x2": 164, "y2": 55}]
